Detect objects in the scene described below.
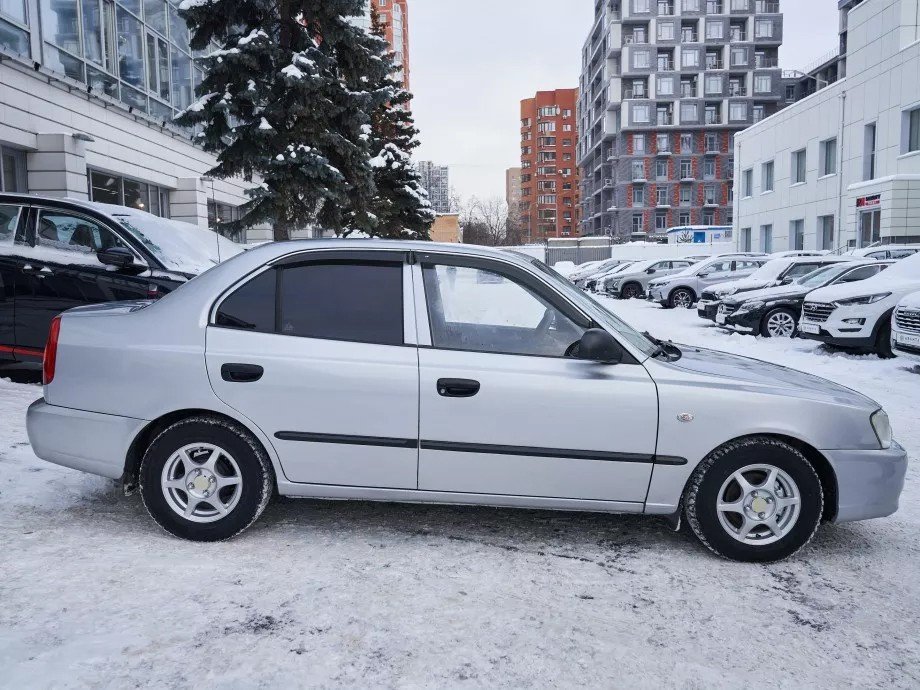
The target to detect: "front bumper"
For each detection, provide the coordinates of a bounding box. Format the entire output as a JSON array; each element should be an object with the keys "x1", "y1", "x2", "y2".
[
  {"x1": 27, "y1": 399, "x2": 146, "y2": 480},
  {"x1": 720, "y1": 306, "x2": 764, "y2": 333},
  {"x1": 892, "y1": 327, "x2": 920, "y2": 363},
  {"x1": 825, "y1": 441, "x2": 908, "y2": 523},
  {"x1": 697, "y1": 300, "x2": 720, "y2": 321},
  {"x1": 648, "y1": 286, "x2": 669, "y2": 305},
  {"x1": 798, "y1": 325, "x2": 876, "y2": 349}
]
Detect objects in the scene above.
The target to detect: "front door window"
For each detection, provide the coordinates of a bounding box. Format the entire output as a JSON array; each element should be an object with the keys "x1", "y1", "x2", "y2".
[
  {"x1": 421, "y1": 263, "x2": 586, "y2": 358},
  {"x1": 36, "y1": 210, "x2": 134, "y2": 261}
]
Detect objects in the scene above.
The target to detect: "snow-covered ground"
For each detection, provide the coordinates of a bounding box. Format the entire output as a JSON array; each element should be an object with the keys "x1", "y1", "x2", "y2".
[{"x1": 1, "y1": 299, "x2": 919, "y2": 688}]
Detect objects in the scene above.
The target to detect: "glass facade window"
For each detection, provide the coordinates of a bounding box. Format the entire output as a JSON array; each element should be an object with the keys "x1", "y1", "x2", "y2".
[
  {"x1": 0, "y1": 0, "x2": 29, "y2": 56},
  {"x1": 31, "y1": 0, "x2": 200, "y2": 119},
  {"x1": 0, "y1": 145, "x2": 28, "y2": 192},
  {"x1": 88, "y1": 169, "x2": 170, "y2": 216}
]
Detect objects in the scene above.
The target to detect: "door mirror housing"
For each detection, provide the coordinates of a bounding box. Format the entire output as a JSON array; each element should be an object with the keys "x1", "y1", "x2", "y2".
[
  {"x1": 576, "y1": 329, "x2": 623, "y2": 364},
  {"x1": 97, "y1": 246, "x2": 135, "y2": 269},
  {"x1": 780, "y1": 276, "x2": 795, "y2": 285},
  {"x1": 646, "y1": 267, "x2": 657, "y2": 274}
]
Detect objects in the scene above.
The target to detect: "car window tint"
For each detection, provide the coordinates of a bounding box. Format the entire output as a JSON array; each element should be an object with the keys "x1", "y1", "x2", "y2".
[
  {"x1": 0, "y1": 204, "x2": 20, "y2": 247},
  {"x1": 785, "y1": 263, "x2": 823, "y2": 278},
  {"x1": 216, "y1": 269, "x2": 277, "y2": 332},
  {"x1": 866, "y1": 251, "x2": 887, "y2": 259},
  {"x1": 36, "y1": 211, "x2": 132, "y2": 258},
  {"x1": 838, "y1": 265, "x2": 883, "y2": 283},
  {"x1": 890, "y1": 249, "x2": 918, "y2": 259},
  {"x1": 706, "y1": 260, "x2": 733, "y2": 273},
  {"x1": 422, "y1": 264, "x2": 586, "y2": 357},
  {"x1": 279, "y1": 261, "x2": 403, "y2": 346}
]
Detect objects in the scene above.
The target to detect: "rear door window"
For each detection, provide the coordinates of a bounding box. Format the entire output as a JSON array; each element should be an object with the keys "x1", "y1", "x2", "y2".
[{"x1": 279, "y1": 261, "x2": 404, "y2": 346}]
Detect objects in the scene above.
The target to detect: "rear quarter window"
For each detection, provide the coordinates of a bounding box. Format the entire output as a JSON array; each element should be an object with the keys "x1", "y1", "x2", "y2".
[
  {"x1": 215, "y1": 269, "x2": 277, "y2": 332},
  {"x1": 0, "y1": 204, "x2": 21, "y2": 247}
]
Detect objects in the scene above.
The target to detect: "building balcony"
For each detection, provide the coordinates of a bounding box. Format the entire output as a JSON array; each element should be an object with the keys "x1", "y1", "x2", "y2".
[
  {"x1": 727, "y1": 86, "x2": 748, "y2": 97},
  {"x1": 706, "y1": 59, "x2": 725, "y2": 70},
  {"x1": 755, "y1": 0, "x2": 780, "y2": 13},
  {"x1": 754, "y1": 57, "x2": 780, "y2": 68},
  {"x1": 730, "y1": 33, "x2": 748, "y2": 43}
]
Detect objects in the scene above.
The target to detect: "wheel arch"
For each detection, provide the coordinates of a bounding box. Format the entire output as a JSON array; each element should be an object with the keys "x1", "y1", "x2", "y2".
[
  {"x1": 123, "y1": 408, "x2": 278, "y2": 487},
  {"x1": 669, "y1": 285, "x2": 698, "y2": 303},
  {"x1": 685, "y1": 433, "x2": 838, "y2": 523},
  {"x1": 620, "y1": 280, "x2": 643, "y2": 297}
]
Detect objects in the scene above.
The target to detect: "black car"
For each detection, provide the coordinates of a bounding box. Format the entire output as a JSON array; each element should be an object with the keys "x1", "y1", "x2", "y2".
[
  {"x1": 0, "y1": 194, "x2": 240, "y2": 366},
  {"x1": 717, "y1": 261, "x2": 893, "y2": 338}
]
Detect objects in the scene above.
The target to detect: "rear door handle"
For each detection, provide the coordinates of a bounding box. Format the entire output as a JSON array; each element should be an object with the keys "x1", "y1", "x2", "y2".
[
  {"x1": 221, "y1": 363, "x2": 264, "y2": 383},
  {"x1": 437, "y1": 378, "x2": 480, "y2": 398}
]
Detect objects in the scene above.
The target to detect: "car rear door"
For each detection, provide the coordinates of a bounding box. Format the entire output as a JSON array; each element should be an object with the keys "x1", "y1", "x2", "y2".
[
  {"x1": 206, "y1": 250, "x2": 420, "y2": 489},
  {"x1": 413, "y1": 252, "x2": 659, "y2": 505},
  {"x1": 0, "y1": 203, "x2": 25, "y2": 360}
]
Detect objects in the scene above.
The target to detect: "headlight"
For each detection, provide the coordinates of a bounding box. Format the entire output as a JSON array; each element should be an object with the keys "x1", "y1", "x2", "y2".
[
  {"x1": 834, "y1": 293, "x2": 892, "y2": 307},
  {"x1": 739, "y1": 300, "x2": 765, "y2": 312},
  {"x1": 871, "y1": 410, "x2": 892, "y2": 449}
]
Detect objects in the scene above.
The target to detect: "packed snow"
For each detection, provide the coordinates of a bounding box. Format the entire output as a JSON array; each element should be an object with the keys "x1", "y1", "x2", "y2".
[{"x1": 1, "y1": 299, "x2": 918, "y2": 687}]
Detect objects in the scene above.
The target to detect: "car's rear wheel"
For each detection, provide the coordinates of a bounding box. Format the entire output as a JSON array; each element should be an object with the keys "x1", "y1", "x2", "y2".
[
  {"x1": 670, "y1": 288, "x2": 696, "y2": 309},
  {"x1": 621, "y1": 282, "x2": 642, "y2": 300},
  {"x1": 761, "y1": 307, "x2": 798, "y2": 338},
  {"x1": 140, "y1": 416, "x2": 274, "y2": 541},
  {"x1": 684, "y1": 437, "x2": 823, "y2": 562}
]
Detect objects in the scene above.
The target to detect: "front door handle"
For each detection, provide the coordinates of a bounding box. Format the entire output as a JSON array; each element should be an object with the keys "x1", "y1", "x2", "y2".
[
  {"x1": 437, "y1": 378, "x2": 480, "y2": 398},
  {"x1": 221, "y1": 363, "x2": 264, "y2": 383}
]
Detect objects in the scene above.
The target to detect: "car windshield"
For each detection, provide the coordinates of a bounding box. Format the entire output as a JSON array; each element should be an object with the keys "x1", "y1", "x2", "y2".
[
  {"x1": 529, "y1": 259, "x2": 659, "y2": 358},
  {"x1": 796, "y1": 263, "x2": 855, "y2": 288}
]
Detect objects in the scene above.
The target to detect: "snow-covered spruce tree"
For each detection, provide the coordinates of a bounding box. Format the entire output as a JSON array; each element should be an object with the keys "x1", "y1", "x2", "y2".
[
  {"x1": 355, "y1": 8, "x2": 434, "y2": 240},
  {"x1": 175, "y1": 0, "x2": 392, "y2": 240}
]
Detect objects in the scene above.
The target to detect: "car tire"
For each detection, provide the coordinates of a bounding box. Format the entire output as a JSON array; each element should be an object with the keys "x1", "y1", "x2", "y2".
[
  {"x1": 621, "y1": 283, "x2": 642, "y2": 300},
  {"x1": 760, "y1": 307, "x2": 798, "y2": 338},
  {"x1": 875, "y1": 321, "x2": 895, "y2": 359},
  {"x1": 684, "y1": 437, "x2": 823, "y2": 563},
  {"x1": 139, "y1": 416, "x2": 274, "y2": 542},
  {"x1": 669, "y1": 288, "x2": 696, "y2": 309}
]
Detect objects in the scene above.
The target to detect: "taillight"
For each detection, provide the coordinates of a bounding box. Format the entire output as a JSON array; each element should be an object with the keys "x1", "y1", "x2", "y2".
[{"x1": 43, "y1": 316, "x2": 62, "y2": 386}]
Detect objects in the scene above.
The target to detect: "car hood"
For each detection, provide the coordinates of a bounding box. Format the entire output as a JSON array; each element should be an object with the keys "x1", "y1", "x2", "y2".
[
  {"x1": 708, "y1": 278, "x2": 773, "y2": 295},
  {"x1": 806, "y1": 277, "x2": 920, "y2": 303},
  {"x1": 659, "y1": 345, "x2": 878, "y2": 409},
  {"x1": 898, "y1": 291, "x2": 920, "y2": 309},
  {"x1": 725, "y1": 283, "x2": 807, "y2": 305}
]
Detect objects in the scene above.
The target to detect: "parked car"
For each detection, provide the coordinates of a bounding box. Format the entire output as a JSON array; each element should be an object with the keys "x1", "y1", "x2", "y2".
[
  {"x1": 843, "y1": 244, "x2": 919, "y2": 261},
  {"x1": 0, "y1": 194, "x2": 242, "y2": 366},
  {"x1": 575, "y1": 258, "x2": 632, "y2": 290},
  {"x1": 717, "y1": 261, "x2": 894, "y2": 337},
  {"x1": 594, "y1": 261, "x2": 637, "y2": 293},
  {"x1": 891, "y1": 291, "x2": 920, "y2": 363},
  {"x1": 697, "y1": 256, "x2": 857, "y2": 322},
  {"x1": 567, "y1": 260, "x2": 606, "y2": 283},
  {"x1": 27, "y1": 240, "x2": 906, "y2": 562},
  {"x1": 647, "y1": 255, "x2": 768, "y2": 308},
  {"x1": 770, "y1": 250, "x2": 829, "y2": 258},
  {"x1": 800, "y1": 252, "x2": 920, "y2": 358},
  {"x1": 605, "y1": 258, "x2": 696, "y2": 299}
]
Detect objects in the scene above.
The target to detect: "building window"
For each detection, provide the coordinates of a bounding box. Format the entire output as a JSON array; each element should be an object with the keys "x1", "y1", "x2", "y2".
[
  {"x1": 678, "y1": 211, "x2": 691, "y2": 225},
  {"x1": 634, "y1": 49, "x2": 651, "y2": 69},
  {"x1": 657, "y1": 133, "x2": 671, "y2": 152},
  {"x1": 706, "y1": 21, "x2": 724, "y2": 39},
  {"x1": 817, "y1": 215, "x2": 835, "y2": 250},
  {"x1": 681, "y1": 49, "x2": 700, "y2": 68},
  {"x1": 657, "y1": 187, "x2": 670, "y2": 206},
  {"x1": 88, "y1": 170, "x2": 169, "y2": 216},
  {"x1": 632, "y1": 186, "x2": 646, "y2": 206},
  {"x1": 704, "y1": 76, "x2": 723, "y2": 98},
  {"x1": 790, "y1": 219, "x2": 804, "y2": 251},
  {"x1": 785, "y1": 84, "x2": 796, "y2": 102},
  {"x1": 704, "y1": 158, "x2": 716, "y2": 179},
  {"x1": 705, "y1": 133, "x2": 719, "y2": 152},
  {"x1": 760, "y1": 224, "x2": 773, "y2": 253},
  {"x1": 680, "y1": 102, "x2": 698, "y2": 122},
  {"x1": 657, "y1": 75, "x2": 675, "y2": 96},
  {"x1": 0, "y1": 0, "x2": 30, "y2": 57},
  {"x1": 820, "y1": 138, "x2": 837, "y2": 176},
  {"x1": 658, "y1": 21, "x2": 675, "y2": 41},
  {"x1": 680, "y1": 133, "x2": 694, "y2": 153},
  {"x1": 729, "y1": 102, "x2": 748, "y2": 121},
  {"x1": 791, "y1": 148, "x2": 806, "y2": 184},
  {"x1": 207, "y1": 200, "x2": 242, "y2": 239},
  {"x1": 680, "y1": 159, "x2": 693, "y2": 179},
  {"x1": 632, "y1": 160, "x2": 646, "y2": 180},
  {"x1": 632, "y1": 214, "x2": 644, "y2": 232},
  {"x1": 0, "y1": 145, "x2": 27, "y2": 192},
  {"x1": 730, "y1": 48, "x2": 747, "y2": 67},
  {"x1": 752, "y1": 105, "x2": 765, "y2": 123},
  {"x1": 633, "y1": 104, "x2": 651, "y2": 123},
  {"x1": 762, "y1": 160, "x2": 774, "y2": 192},
  {"x1": 754, "y1": 75, "x2": 772, "y2": 93},
  {"x1": 680, "y1": 185, "x2": 692, "y2": 206},
  {"x1": 742, "y1": 168, "x2": 753, "y2": 197},
  {"x1": 634, "y1": 134, "x2": 647, "y2": 153},
  {"x1": 702, "y1": 210, "x2": 715, "y2": 225},
  {"x1": 655, "y1": 212, "x2": 668, "y2": 231},
  {"x1": 538, "y1": 106, "x2": 560, "y2": 117},
  {"x1": 730, "y1": 0, "x2": 749, "y2": 9},
  {"x1": 864, "y1": 123, "x2": 877, "y2": 180},
  {"x1": 656, "y1": 159, "x2": 668, "y2": 180},
  {"x1": 754, "y1": 20, "x2": 773, "y2": 38},
  {"x1": 740, "y1": 227, "x2": 752, "y2": 252},
  {"x1": 704, "y1": 185, "x2": 717, "y2": 205},
  {"x1": 905, "y1": 107, "x2": 920, "y2": 153}
]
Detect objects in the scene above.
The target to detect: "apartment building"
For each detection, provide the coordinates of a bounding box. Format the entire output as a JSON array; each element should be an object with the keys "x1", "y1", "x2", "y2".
[
  {"x1": 734, "y1": 0, "x2": 920, "y2": 252},
  {"x1": 505, "y1": 167, "x2": 522, "y2": 212},
  {"x1": 577, "y1": 0, "x2": 784, "y2": 238},
  {"x1": 417, "y1": 161, "x2": 451, "y2": 214},
  {"x1": 355, "y1": 0, "x2": 411, "y2": 91},
  {"x1": 520, "y1": 88, "x2": 581, "y2": 240}
]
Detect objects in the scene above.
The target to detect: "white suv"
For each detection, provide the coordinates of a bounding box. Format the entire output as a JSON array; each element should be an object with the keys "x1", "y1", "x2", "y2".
[
  {"x1": 800, "y1": 253, "x2": 920, "y2": 358},
  {"x1": 648, "y1": 256, "x2": 767, "y2": 309},
  {"x1": 891, "y1": 291, "x2": 920, "y2": 363}
]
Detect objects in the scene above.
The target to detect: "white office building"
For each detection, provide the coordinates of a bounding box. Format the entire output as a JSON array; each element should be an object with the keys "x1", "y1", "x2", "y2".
[
  {"x1": 733, "y1": 0, "x2": 920, "y2": 252},
  {"x1": 0, "y1": 0, "x2": 266, "y2": 240}
]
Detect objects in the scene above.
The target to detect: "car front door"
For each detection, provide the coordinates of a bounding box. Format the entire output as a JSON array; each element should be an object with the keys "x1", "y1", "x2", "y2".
[
  {"x1": 697, "y1": 259, "x2": 735, "y2": 290},
  {"x1": 14, "y1": 207, "x2": 152, "y2": 352},
  {"x1": 206, "y1": 250, "x2": 420, "y2": 489},
  {"x1": 0, "y1": 203, "x2": 25, "y2": 360},
  {"x1": 414, "y1": 254, "x2": 659, "y2": 505}
]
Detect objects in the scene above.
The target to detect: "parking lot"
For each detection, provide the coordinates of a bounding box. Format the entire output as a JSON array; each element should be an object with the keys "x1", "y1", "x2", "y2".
[{"x1": 1, "y1": 298, "x2": 918, "y2": 688}]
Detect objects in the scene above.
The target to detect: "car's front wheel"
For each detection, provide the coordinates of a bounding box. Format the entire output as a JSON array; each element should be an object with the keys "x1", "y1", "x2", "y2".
[
  {"x1": 140, "y1": 416, "x2": 274, "y2": 541},
  {"x1": 670, "y1": 288, "x2": 696, "y2": 309},
  {"x1": 761, "y1": 307, "x2": 798, "y2": 338},
  {"x1": 621, "y1": 282, "x2": 642, "y2": 300},
  {"x1": 684, "y1": 437, "x2": 823, "y2": 562}
]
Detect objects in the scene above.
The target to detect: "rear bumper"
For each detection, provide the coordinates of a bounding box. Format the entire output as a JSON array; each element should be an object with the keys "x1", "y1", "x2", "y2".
[
  {"x1": 825, "y1": 442, "x2": 908, "y2": 523},
  {"x1": 26, "y1": 399, "x2": 146, "y2": 480}
]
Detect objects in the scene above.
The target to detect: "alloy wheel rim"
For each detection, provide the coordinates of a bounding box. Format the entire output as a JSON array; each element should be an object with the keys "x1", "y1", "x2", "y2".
[
  {"x1": 716, "y1": 464, "x2": 802, "y2": 545},
  {"x1": 161, "y1": 443, "x2": 243, "y2": 523},
  {"x1": 767, "y1": 312, "x2": 796, "y2": 337},
  {"x1": 674, "y1": 291, "x2": 693, "y2": 308}
]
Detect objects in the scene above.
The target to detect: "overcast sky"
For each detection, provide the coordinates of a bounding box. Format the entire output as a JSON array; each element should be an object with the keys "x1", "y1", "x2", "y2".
[{"x1": 408, "y1": 1, "x2": 840, "y2": 204}]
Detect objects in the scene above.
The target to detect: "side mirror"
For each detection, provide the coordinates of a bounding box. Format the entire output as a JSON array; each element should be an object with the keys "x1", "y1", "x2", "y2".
[
  {"x1": 781, "y1": 276, "x2": 795, "y2": 285},
  {"x1": 576, "y1": 329, "x2": 623, "y2": 364},
  {"x1": 646, "y1": 268, "x2": 657, "y2": 274},
  {"x1": 97, "y1": 246, "x2": 135, "y2": 269},
  {"x1": 698, "y1": 271, "x2": 711, "y2": 278}
]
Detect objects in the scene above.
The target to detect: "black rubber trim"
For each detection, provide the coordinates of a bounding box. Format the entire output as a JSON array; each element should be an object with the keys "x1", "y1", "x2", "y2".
[
  {"x1": 275, "y1": 432, "x2": 417, "y2": 449},
  {"x1": 275, "y1": 432, "x2": 688, "y2": 466}
]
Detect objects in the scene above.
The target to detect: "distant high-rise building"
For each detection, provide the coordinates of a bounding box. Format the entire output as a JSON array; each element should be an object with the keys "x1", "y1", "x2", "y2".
[
  {"x1": 505, "y1": 167, "x2": 523, "y2": 212},
  {"x1": 356, "y1": 1, "x2": 411, "y2": 91},
  {"x1": 577, "y1": 0, "x2": 784, "y2": 238},
  {"x1": 417, "y1": 161, "x2": 451, "y2": 214},
  {"x1": 520, "y1": 89, "x2": 581, "y2": 241}
]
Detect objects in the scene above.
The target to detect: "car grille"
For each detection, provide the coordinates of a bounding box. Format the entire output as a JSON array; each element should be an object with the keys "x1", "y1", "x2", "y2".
[
  {"x1": 896, "y1": 308, "x2": 920, "y2": 334},
  {"x1": 719, "y1": 303, "x2": 740, "y2": 316},
  {"x1": 701, "y1": 290, "x2": 718, "y2": 301},
  {"x1": 803, "y1": 302, "x2": 835, "y2": 323}
]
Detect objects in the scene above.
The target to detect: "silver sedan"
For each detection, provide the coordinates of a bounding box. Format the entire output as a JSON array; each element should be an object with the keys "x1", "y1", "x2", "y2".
[{"x1": 27, "y1": 241, "x2": 906, "y2": 562}]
